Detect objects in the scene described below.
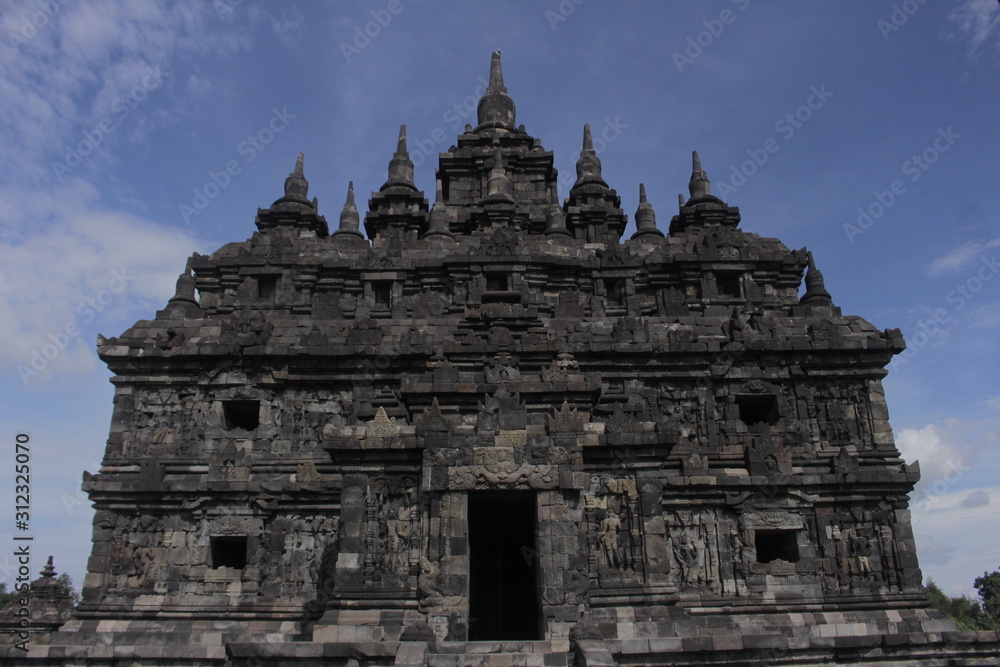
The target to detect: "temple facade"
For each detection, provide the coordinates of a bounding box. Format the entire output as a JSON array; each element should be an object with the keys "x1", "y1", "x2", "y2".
[{"x1": 18, "y1": 53, "x2": 1000, "y2": 665}]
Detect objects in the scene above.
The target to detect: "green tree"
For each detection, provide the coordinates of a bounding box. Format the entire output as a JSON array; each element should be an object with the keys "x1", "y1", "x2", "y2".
[
  {"x1": 926, "y1": 579, "x2": 999, "y2": 631},
  {"x1": 974, "y1": 568, "x2": 1000, "y2": 622},
  {"x1": 0, "y1": 582, "x2": 15, "y2": 608}
]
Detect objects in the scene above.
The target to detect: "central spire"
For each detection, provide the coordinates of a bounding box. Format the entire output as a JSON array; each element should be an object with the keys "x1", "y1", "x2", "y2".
[
  {"x1": 476, "y1": 51, "x2": 516, "y2": 131},
  {"x1": 573, "y1": 124, "x2": 607, "y2": 188},
  {"x1": 282, "y1": 152, "x2": 309, "y2": 202},
  {"x1": 382, "y1": 124, "x2": 417, "y2": 191},
  {"x1": 688, "y1": 151, "x2": 713, "y2": 201}
]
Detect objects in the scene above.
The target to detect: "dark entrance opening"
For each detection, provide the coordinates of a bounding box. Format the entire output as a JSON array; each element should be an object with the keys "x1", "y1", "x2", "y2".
[{"x1": 468, "y1": 492, "x2": 540, "y2": 641}]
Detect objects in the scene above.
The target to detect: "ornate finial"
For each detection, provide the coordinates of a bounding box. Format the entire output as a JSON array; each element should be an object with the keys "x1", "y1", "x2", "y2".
[
  {"x1": 583, "y1": 123, "x2": 595, "y2": 152},
  {"x1": 573, "y1": 124, "x2": 607, "y2": 188},
  {"x1": 41, "y1": 555, "x2": 56, "y2": 578},
  {"x1": 476, "y1": 51, "x2": 516, "y2": 131},
  {"x1": 632, "y1": 183, "x2": 663, "y2": 239},
  {"x1": 382, "y1": 125, "x2": 417, "y2": 191},
  {"x1": 485, "y1": 148, "x2": 514, "y2": 203},
  {"x1": 425, "y1": 179, "x2": 453, "y2": 239},
  {"x1": 167, "y1": 256, "x2": 198, "y2": 309},
  {"x1": 396, "y1": 124, "x2": 407, "y2": 155},
  {"x1": 800, "y1": 251, "x2": 833, "y2": 305},
  {"x1": 678, "y1": 193, "x2": 685, "y2": 209},
  {"x1": 334, "y1": 181, "x2": 364, "y2": 238},
  {"x1": 488, "y1": 50, "x2": 506, "y2": 92},
  {"x1": 688, "y1": 150, "x2": 712, "y2": 200},
  {"x1": 281, "y1": 152, "x2": 310, "y2": 201},
  {"x1": 545, "y1": 184, "x2": 571, "y2": 237}
]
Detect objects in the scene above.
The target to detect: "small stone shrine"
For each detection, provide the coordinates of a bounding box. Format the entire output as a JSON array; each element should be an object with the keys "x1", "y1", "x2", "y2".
[{"x1": 19, "y1": 53, "x2": 1000, "y2": 665}]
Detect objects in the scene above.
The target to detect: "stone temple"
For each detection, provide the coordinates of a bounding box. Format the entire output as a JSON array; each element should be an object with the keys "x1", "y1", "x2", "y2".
[{"x1": 19, "y1": 53, "x2": 1000, "y2": 665}]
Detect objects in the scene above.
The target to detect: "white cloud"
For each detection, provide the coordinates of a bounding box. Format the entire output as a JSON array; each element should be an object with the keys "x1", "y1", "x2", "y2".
[
  {"x1": 0, "y1": 0, "x2": 250, "y2": 185},
  {"x1": 912, "y1": 485, "x2": 1000, "y2": 598},
  {"x1": 947, "y1": 0, "x2": 1000, "y2": 61},
  {"x1": 897, "y1": 415, "x2": 1000, "y2": 512},
  {"x1": 0, "y1": 178, "x2": 206, "y2": 384},
  {"x1": 927, "y1": 238, "x2": 1000, "y2": 277},
  {"x1": 965, "y1": 302, "x2": 1000, "y2": 330},
  {"x1": 0, "y1": 0, "x2": 254, "y2": 385},
  {"x1": 270, "y1": 7, "x2": 306, "y2": 52},
  {"x1": 897, "y1": 422, "x2": 970, "y2": 490}
]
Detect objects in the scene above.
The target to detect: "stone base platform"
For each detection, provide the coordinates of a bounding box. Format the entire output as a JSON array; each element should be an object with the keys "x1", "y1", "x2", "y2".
[{"x1": 4, "y1": 606, "x2": 999, "y2": 666}]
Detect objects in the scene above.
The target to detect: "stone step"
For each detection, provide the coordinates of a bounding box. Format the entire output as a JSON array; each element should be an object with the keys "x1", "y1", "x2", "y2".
[
  {"x1": 428, "y1": 652, "x2": 572, "y2": 667},
  {"x1": 436, "y1": 639, "x2": 571, "y2": 654}
]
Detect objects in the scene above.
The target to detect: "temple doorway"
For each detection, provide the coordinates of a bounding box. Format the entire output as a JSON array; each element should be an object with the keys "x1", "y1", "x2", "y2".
[{"x1": 468, "y1": 491, "x2": 541, "y2": 640}]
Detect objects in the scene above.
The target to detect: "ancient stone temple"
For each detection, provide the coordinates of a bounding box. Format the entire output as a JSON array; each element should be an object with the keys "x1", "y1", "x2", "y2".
[{"x1": 20, "y1": 53, "x2": 1000, "y2": 665}]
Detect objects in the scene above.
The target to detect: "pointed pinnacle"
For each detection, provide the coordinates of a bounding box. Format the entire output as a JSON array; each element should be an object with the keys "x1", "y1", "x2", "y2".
[
  {"x1": 582, "y1": 124, "x2": 594, "y2": 153},
  {"x1": 678, "y1": 194, "x2": 685, "y2": 208},
  {"x1": 383, "y1": 125, "x2": 416, "y2": 190},
  {"x1": 396, "y1": 124, "x2": 407, "y2": 155},
  {"x1": 689, "y1": 150, "x2": 712, "y2": 198},
  {"x1": 801, "y1": 250, "x2": 832, "y2": 304},
  {"x1": 488, "y1": 50, "x2": 506, "y2": 92},
  {"x1": 294, "y1": 152, "x2": 304, "y2": 176},
  {"x1": 632, "y1": 182, "x2": 662, "y2": 239},
  {"x1": 336, "y1": 180, "x2": 363, "y2": 238}
]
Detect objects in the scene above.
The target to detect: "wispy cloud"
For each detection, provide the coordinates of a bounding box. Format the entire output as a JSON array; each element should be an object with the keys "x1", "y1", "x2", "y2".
[
  {"x1": 912, "y1": 485, "x2": 1000, "y2": 597},
  {"x1": 946, "y1": 0, "x2": 1000, "y2": 61},
  {"x1": 0, "y1": 0, "x2": 250, "y2": 185},
  {"x1": 927, "y1": 238, "x2": 1000, "y2": 277},
  {"x1": 896, "y1": 416, "x2": 1000, "y2": 491},
  {"x1": 0, "y1": 179, "x2": 205, "y2": 383}
]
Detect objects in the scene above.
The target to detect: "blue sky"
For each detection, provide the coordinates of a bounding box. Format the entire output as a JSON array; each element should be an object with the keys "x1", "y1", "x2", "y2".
[{"x1": 0, "y1": 0, "x2": 998, "y2": 600}]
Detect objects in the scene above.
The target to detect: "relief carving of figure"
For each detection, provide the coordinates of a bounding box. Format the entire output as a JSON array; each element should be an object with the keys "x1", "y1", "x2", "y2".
[
  {"x1": 673, "y1": 532, "x2": 702, "y2": 584},
  {"x1": 598, "y1": 511, "x2": 623, "y2": 569},
  {"x1": 384, "y1": 505, "x2": 411, "y2": 573},
  {"x1": 850, "y1": 534, "x2": 874, "y2": 577}
]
